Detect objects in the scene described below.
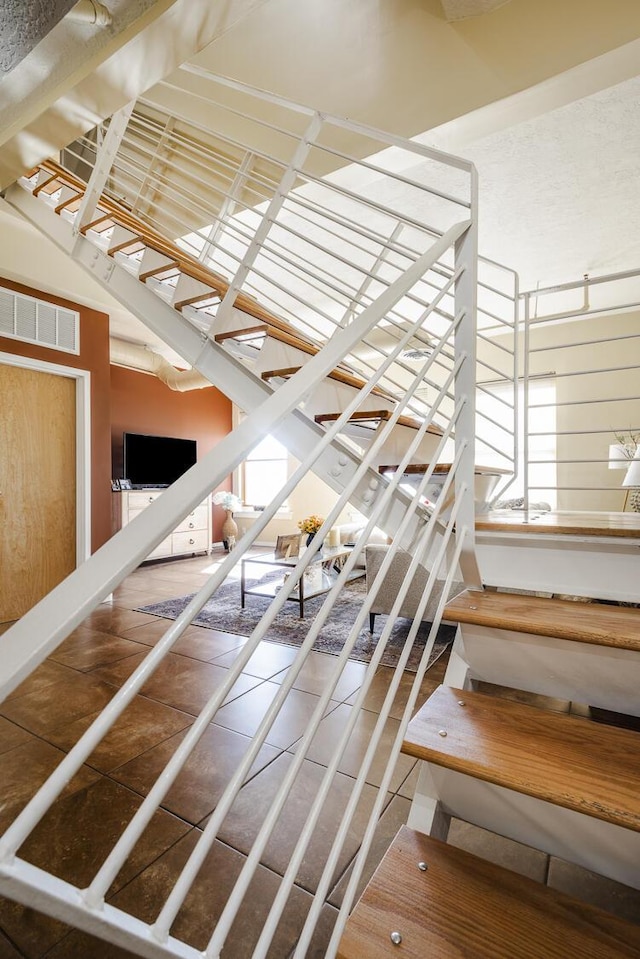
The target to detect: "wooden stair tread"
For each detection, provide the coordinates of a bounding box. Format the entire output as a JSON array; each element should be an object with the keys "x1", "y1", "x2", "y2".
[
  {"x1": 315, "y1": 409, "x2": 443, "y2": 436},
  {"x1": 260, "y1": 365, "x2": 396, "y2": 399},
  {"x1": 476, "y1": 509, "x2": 640, "y2": 539},
  {"x1": 403, "y1": 686, "x2": 640, "y2": 832},
  {"x1": 444, "y1": 588, "x2": 640, "y2": 651},
  {"x1": 214, "y1": 321, "x2": 319, "y2": 352},
  {"x1": 338, "y1": 827, "x2": 640, "y2": 959},
  {"x1": 379, "y1": 462, "x2": 511, "y2": 475}
]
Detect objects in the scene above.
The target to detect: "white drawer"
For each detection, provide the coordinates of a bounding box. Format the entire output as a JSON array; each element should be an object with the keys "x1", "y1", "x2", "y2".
[
  {"x1": 174, "y1": 504, "x2": 209, "y2": 533},
  {"x1": 128, "y1": 491, "x2": 164, "y2": 510},
  {"x1": 171, "y1": 529, "x2": 209, "y2": 554},
  {"x1": 148, "y1": 536, "x2": 173, "y2": 559}
]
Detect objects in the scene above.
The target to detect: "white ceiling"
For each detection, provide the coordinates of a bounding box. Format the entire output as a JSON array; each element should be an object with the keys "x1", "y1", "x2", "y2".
[
  {"x1": 439, "y1": 0, "x2": 512, "y2": 21},
  {"x1": 436, "y1": 74, "x2": 640, "y2": 290}
]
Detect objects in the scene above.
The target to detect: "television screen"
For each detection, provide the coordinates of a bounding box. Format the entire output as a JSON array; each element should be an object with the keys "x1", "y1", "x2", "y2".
[{"x1": 123, "y1": 432, "x2": 197, "y2": 488}]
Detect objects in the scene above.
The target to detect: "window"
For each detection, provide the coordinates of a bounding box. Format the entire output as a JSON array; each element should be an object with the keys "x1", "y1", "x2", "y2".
[{"x1": 242, "y1": 434, "x2": 289, "y2": 508}]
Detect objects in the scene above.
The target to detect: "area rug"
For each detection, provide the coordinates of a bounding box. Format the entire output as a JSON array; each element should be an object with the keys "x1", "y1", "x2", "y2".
[{"x1": 136, "y1": 576, "x2": 455, "y2": 672}]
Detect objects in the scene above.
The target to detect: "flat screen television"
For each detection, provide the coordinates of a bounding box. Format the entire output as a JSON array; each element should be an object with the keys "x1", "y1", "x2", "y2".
[{"x1": 123, "y1": 432, "x2": 197, "y2": 488}]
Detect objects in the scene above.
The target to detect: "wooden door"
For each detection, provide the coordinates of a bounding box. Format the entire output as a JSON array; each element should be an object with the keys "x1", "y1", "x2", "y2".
[{"x1": 0, "y1": 363, "x2": 76, "y2": 623}]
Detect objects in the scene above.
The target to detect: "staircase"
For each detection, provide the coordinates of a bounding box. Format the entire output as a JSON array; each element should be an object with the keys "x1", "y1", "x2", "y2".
[
  {"x1": 1, "y1": 72, "x2": 639, "y2": 958},
  {"x1": 337, "y1": 596, "x2": 640, "y2": 957}
]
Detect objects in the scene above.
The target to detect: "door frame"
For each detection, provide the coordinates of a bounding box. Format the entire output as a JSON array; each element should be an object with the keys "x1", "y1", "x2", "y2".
[{"x1": 0, "y1": 350, "x2": 91, "y2": 565}]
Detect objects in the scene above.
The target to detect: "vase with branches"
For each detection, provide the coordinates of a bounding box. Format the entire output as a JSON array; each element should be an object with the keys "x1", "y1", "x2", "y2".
[{"x1": 213, "y1": 491, "x2": 243, "y2": 550}]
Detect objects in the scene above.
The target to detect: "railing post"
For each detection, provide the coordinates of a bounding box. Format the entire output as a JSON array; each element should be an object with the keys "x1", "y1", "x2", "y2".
[
  {"x1": 454, "y1": 170, "x2": 482, "y2": 587},
  {"x1": 523, "y1": 290, "x2": 531, "y2": 511},
  {"x1": 73, "y1": 101, "x2": 135, "y2": 234}
]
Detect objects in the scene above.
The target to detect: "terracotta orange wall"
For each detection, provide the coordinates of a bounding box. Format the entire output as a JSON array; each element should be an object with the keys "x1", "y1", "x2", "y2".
[
  {"x1": 110, "y1": 366, "x2": 232, "y2": 542},
  {"x1": 0, "y1": 276, "x2": 112, "y2": 553}
]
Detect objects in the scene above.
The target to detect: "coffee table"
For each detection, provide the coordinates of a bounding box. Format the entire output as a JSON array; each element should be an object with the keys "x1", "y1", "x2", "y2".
[{"x1": 240, "y1": 545, "x2": 365, "y2": 618}]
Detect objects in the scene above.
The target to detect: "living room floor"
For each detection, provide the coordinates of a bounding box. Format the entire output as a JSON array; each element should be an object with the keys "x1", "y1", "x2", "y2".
[{"x1": 0, "y1": 550, "x2": 639, "y2": 958}]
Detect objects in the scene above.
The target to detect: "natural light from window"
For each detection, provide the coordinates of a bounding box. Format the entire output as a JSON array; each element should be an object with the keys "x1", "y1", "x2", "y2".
[{"x1": 243, "y1": 434, "x2": 289, "y2": 508}]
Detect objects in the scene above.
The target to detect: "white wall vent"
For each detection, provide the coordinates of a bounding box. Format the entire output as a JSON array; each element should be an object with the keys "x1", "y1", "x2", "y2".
[{"x1": 0, "y1": 286, "x2": 80, "y2": 354}]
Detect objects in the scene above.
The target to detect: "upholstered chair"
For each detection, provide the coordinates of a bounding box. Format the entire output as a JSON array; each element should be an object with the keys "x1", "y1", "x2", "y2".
[{"x1": 365, "y1": 544, "x2": 463, "y2": 632}]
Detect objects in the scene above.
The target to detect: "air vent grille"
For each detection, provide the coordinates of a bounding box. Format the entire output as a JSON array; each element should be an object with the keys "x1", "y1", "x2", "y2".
[{"x1": 0, "y1": 286, "x2": 80, "y2": 354}]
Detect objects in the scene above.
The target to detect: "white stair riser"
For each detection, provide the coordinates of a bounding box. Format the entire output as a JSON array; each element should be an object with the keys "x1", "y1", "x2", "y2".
[
  {"x1": 108, "y1": 224, "x2": 139, "y2": 254},
  {"x1": 137, "y1": 248, "x2": 177, "y2": 280},
  {"x1": 449, "y1": 624, "x2": 640, "y2": 717},
  {"x1": 171, "y1": 273, "x2": 216, "y2": 308},
  {"x1": 477, "y1": 533, "x2": 640, "y2": 602},
  {"x1": 368, "y1": 424, "x2": 441, "y2": 468},
  {"x1": 409, "y1": 763, "x2": 640, "y2": 889}
]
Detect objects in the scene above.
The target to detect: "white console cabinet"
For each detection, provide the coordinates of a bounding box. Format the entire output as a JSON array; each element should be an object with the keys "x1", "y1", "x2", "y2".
[{"x1": 113, "y1": 490, "x2": 212, "y2": 561}]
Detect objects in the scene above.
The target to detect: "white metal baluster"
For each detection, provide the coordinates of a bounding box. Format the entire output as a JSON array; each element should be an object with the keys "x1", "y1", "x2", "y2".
[
  {"x1": 81, "y1": 295, "x2": 458, "y2": 913},
  {"x1": 199, "y1": 411, "x2": 463, "y2": 958},
  {"x1": 259, "y1": 451, "x2": 466, "y2": 959},
  {"x1": 73, "y1": 101, "x2": 135, "y2": 234},
  {"x1": 324, "y1": 529, "x2": 468, "y2": 959},
  {"x1": 152, "y1": 335, "x2": 463, "y2": 947},
  {"x1": 453, "y1": 176, "x2": 481, "y2": 586},
  {"x1": 211, "y1": 112, "x2": 323, "y2": 332}
]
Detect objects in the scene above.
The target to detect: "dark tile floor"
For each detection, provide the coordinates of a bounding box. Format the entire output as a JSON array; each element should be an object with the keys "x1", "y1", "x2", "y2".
[{"x1": 0, "y1": 551, "x2": 638, "y2": 958}]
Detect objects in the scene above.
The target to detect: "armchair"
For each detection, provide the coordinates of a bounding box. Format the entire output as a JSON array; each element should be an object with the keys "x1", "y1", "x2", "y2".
[{"x1": 365, "y1": 544, "x2": 463, "y2": 632}]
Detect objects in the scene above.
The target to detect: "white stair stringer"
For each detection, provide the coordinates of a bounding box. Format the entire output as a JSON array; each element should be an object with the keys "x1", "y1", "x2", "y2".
[{"x1": 4, "y1": 181, "x2": 425, "y2": 545}]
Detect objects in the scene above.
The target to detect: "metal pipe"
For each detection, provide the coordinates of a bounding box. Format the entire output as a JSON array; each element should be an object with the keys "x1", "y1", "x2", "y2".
[{"x1": 66, "y1": 0, "x2": 112, "y2": 26}]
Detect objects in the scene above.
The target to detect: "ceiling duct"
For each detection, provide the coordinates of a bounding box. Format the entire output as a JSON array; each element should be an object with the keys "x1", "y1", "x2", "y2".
[{"x1": 110, "y1": 338, "x2": 211, "y2": 391}]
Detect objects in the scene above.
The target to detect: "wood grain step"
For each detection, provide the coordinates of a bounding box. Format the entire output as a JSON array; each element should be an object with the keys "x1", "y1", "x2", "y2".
[
  {"x1": 444, "y1": 589, "x2": 640, "y2": 651},
  {"x1": 315, "y1": 408, "x2": 443, "y2": 435},
  {"x1": 261, "y1": 365, "x2": 396, "y2": 398},
  {"x1": 337, "y1": 827, "x2": 640, "y2": 959},
  {"x1": 403, "y1": 685, "x2": 640, "y2": 833},
  {"x1": 379, "y1": 462, "x2": 511, "y2": 476},
  {"x1": 476, "y1": 508, "x2": 640, "y2": 539}
]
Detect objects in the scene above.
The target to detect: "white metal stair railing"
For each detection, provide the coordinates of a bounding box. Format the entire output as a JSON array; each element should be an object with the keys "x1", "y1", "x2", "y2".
[
  {"x1": 6, "y1": 176, "x2": 420, "y2": 543},
  {"x1": 6, "y1": 74, "x2": 502, "y2": 538},
  {"x1": 0, "y1": 206, "x2": 478, "y2": 958},
  {"x1": 44, "y1": 68, "x2": 518, "y2": 488}
]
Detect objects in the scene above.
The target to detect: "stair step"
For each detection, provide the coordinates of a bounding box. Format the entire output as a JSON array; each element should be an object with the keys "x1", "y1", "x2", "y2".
[
  {"x1": 261, "y1": 365, "x2": 396, "y2": 398},
  {"x1": 138, "y1": 259, "x2": 181, "y2": 282},
  {"x1": 172, "y1": 273, "x2": 222, "y2": 310},
  {"x1": 214, "y1": 323, "x2": 269, "y2": 345},
  {"x1": 476, "y1": 508, "x2": 640, "y2": 540},
  {"x1": 51, "y1": 185, "x2": 80, "y2": 211},
  {"x1": 444, "y1": 589, "x2": 640, "y2": 651},
  {"x1": 81, "y1": 211, "x2": 113, "y2": 234},
  {"x1": 315, "y1": 408, "x2": 443, "y2": 436},
  {"x1": 337, "y1": 827, "x2": 640, "y2": 959},
  {"x1": 32, "y1": 173, "x2": 62, "y2": 197},
  {"x1": 379, "y1": 462, "x2": 510, "y2": 476},
  {"x1": 403, "y1": 685, "x2": 640, "y2": 833}
]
